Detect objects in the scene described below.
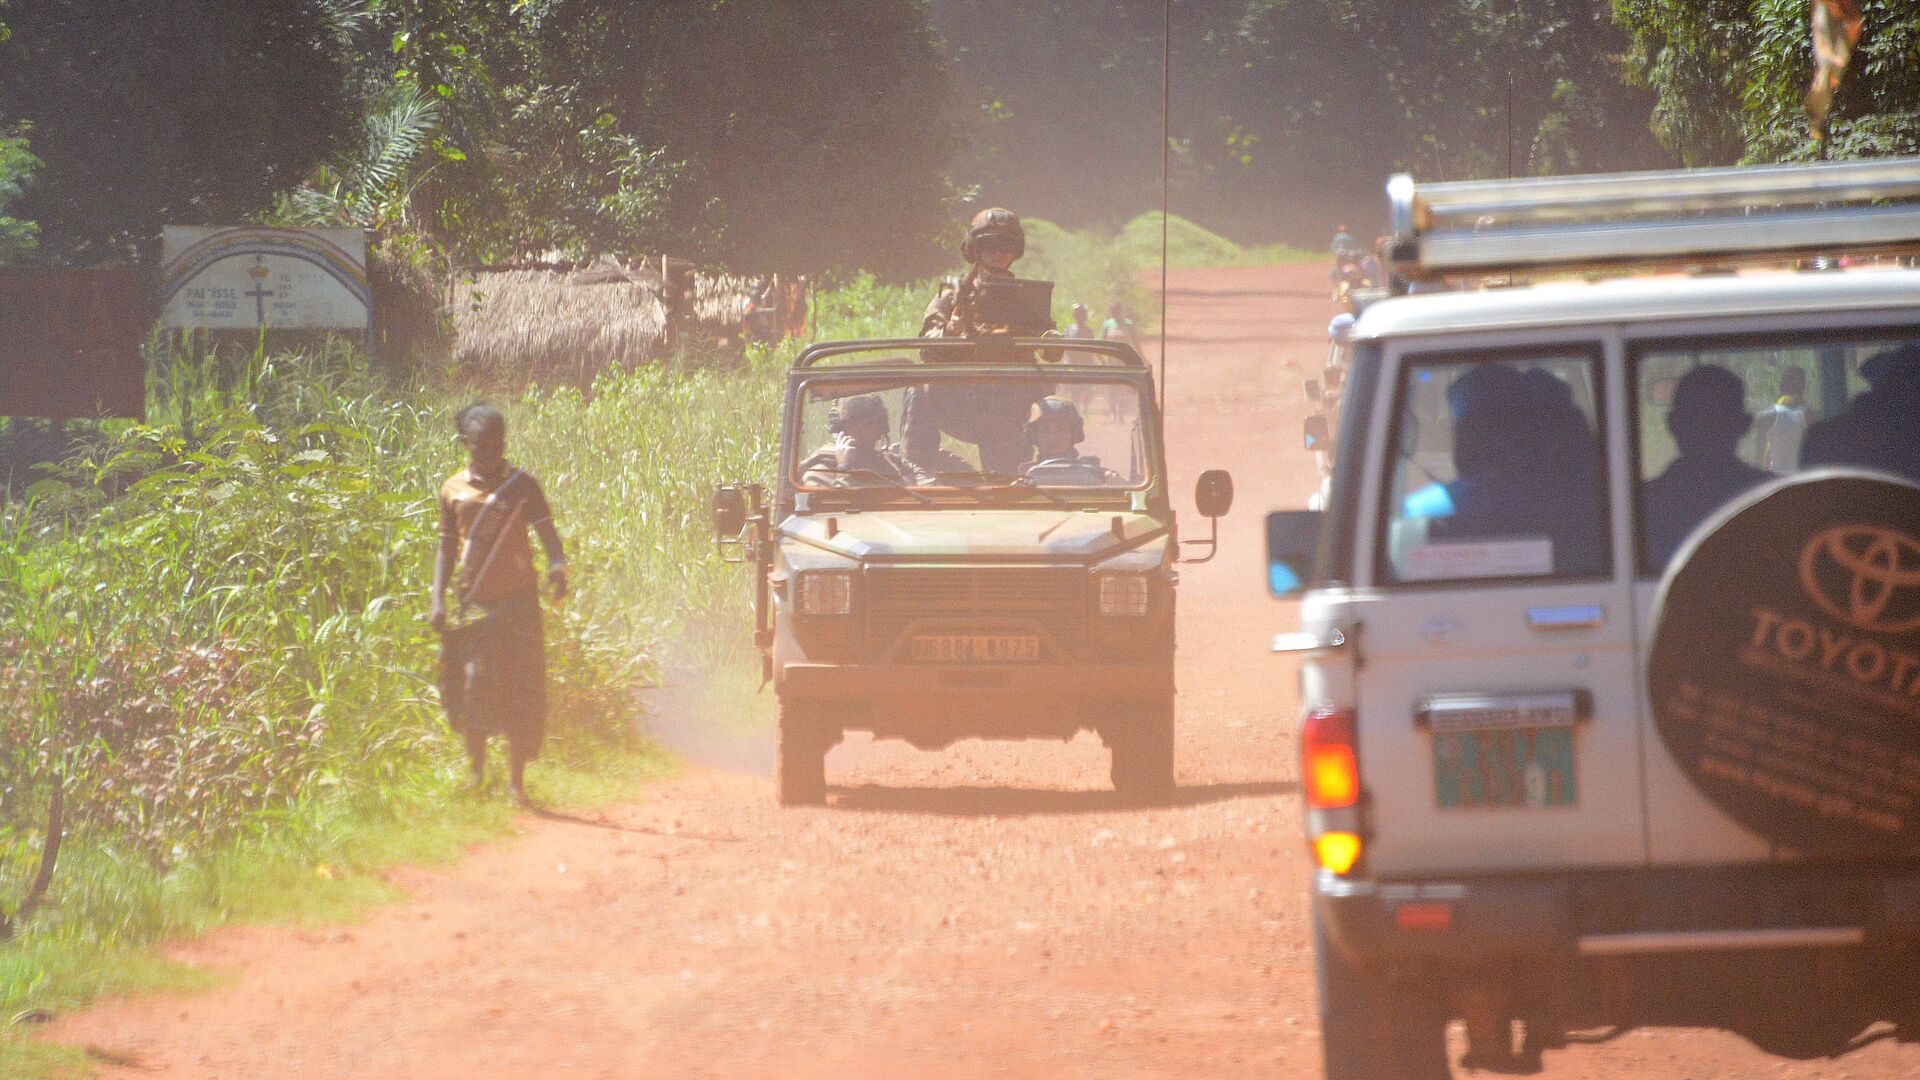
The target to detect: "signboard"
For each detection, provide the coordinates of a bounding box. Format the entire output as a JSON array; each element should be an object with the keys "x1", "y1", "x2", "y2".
[
  {"x1": 1649, "y1": 471, "x2": 1920, "y2": 856},
  {"x1": 159, "y1": 227, "x2": 369, "y2": 331},
  {"x1": 0, "y1": 267, "x2": 148, "y2": 419}
]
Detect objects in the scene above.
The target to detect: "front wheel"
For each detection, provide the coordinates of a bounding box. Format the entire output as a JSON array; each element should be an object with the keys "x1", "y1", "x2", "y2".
[
  {"x1": 1109, "y1": 696, "x2": 1175, "y2": 804},
  {"x1": 1315, "y1": 906, "x2": 1453, "y2": 1080},
  {"x1": 776, "y1": 700, "x2": 833, "y2": 806}
]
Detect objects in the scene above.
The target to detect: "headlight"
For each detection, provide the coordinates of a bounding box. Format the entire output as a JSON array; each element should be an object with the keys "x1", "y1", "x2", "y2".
[
  {"x1": 796, "y1": 570, "x2": 854, "y2": 616},
  {"x1": 1095, "y1": 571, "x2": 1152, "y2": 617}
]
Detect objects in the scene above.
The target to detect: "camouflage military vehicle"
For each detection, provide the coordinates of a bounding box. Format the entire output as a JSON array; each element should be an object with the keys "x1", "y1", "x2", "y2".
[{"x1": 715, "y1": 337, "x2": 1233, "y2": 805}]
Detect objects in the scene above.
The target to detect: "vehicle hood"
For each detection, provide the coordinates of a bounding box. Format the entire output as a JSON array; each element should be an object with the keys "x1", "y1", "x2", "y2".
[{"x1": 779, "y1": 509, "x2": 1168, "y2": 562}]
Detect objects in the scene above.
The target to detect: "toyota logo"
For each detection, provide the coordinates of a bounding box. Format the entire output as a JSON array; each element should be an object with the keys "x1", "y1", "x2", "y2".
[{"x1": 1799, "y1": 525, "x2": 1920, "y2": 635}]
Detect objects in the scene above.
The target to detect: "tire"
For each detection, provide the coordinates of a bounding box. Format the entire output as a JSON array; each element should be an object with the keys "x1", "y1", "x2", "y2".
[
  {"x1": 1314, "y1": 906, "x2": 1453, "y2": 1080},
  {"x1": 1109, "y1": 695, "x2": 1175, "y2": 804},
  {"x1": 776, "y1": 700, "x2": 831, "y2": 807}
]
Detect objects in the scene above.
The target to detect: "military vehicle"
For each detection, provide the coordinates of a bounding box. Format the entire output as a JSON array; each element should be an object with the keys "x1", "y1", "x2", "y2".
[
  {"x1": 1270, "y1": 156, "x2": 1920, "y2": 1077},
  {"x1": 716, "y1": 336, "x2": 1233, "y2": 805}
]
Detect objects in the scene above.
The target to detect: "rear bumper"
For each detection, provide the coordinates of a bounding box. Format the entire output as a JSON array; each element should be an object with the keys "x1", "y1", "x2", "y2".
[{"x1": 1315, "y1": 865, "x2": 1920, "y2": 966}]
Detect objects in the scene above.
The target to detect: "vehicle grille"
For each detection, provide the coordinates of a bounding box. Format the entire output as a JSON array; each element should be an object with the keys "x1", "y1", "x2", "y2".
[{"x1": 864, "y1": 566, "x2": 1087, "y2": 655}]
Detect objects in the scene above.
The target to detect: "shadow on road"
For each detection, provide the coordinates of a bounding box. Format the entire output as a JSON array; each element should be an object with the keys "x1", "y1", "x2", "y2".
[{"x1": 824, "y1": 779, "x2": 1295, "y2": 817}]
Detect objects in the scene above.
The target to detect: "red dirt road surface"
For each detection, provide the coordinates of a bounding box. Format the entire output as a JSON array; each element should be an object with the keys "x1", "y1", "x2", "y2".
[{"x1": 44, "y1": 265, "x2": 1920, "y2": 1077}]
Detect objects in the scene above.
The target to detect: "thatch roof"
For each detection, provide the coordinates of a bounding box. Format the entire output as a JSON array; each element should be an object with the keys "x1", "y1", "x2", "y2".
[{"x1": 449, "y1": 257, "x2": 753, "y2": 379}]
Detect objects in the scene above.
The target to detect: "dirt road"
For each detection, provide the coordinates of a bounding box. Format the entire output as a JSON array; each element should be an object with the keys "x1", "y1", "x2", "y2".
[{"x1": 45, "y1": 265, "x2": 1920, "y2": 1077}]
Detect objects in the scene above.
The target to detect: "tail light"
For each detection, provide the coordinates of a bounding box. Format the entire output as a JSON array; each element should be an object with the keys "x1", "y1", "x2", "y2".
[
  {"x1": 1302, "y1": 708, "x2": 1359, "y2": 808},
  {"x1": 1301, "y1": 707, "x2": 1365, "y2": 875}
]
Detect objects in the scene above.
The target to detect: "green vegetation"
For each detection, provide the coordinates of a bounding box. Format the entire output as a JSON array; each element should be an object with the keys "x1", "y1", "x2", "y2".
[
  {"x1": 1616, "y1": 0, "x2": 1920, "y2": 164},
  {"x1": 0, "y1": 126, "x2": 37, "y2": 264},
  {"x1": 0, "y1": 328, "x2": 791, "y2": 1063}
]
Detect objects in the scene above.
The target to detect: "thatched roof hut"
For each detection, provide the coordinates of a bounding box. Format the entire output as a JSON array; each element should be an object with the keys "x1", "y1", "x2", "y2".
[{"x1": 449, "y1": 257, "x2": 753, "y2": 380}]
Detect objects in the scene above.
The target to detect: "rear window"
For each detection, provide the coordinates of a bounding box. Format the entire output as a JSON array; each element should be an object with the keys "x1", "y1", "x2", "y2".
[
  {"x1": 1380, "y1": 348, "x2": 1611, "y2": 584},
  {"x1": 1633, "y1": 331, "x2": 1920, "y2": 576}
]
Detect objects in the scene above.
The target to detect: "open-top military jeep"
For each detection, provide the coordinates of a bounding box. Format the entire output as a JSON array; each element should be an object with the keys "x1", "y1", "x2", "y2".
[{"x1": 716, "y1": 337, "x2": 1232, "y2": 805}]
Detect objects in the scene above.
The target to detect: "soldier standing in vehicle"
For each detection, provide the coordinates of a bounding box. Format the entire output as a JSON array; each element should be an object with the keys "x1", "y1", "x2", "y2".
[
  {"x1": 907, "y1": 208, "x2": 1053, "y2": 475},
  {"x1": 431, "y1": 404, "x2": 570, "y2": 805},
  {"x1": 920, "y1": 207, "x2": 1054, "y2": 339}
]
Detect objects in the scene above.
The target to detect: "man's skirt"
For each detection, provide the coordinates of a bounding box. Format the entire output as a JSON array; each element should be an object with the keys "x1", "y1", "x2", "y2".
[{"x1": 438, "y1": 589, "x2": 548, "y2": 758}]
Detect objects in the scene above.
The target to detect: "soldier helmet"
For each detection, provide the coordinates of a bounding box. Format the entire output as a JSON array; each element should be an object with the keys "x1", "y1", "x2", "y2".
[
  {"x1": 1327, "y1": 312, "x2": 1356, "y2": 344},
  {"x1": 961, "y1": 207, "x2": 1025, "y2": 262},
  {"x1": 828, "y1": 394, "x2": 889, "y2": 438},
  {"x1": 1024, "y1": 396, "x2": 1085, "y2": 444}
]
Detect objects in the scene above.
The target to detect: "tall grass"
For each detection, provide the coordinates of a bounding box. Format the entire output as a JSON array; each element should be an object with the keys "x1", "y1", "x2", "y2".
[{"x1": 0, "y1": 324, "x2": 794, "y2": 1046}]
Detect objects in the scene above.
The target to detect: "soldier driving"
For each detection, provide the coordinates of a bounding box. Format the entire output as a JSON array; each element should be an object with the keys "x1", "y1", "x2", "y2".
[{"x1": 1023, "y1": 397, "x2": 1120, "y2": 484}]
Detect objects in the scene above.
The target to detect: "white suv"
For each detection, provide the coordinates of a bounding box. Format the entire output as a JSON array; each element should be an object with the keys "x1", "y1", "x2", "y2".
[{"x1": 1270, "y1": 157, "x2": 1920, "y2": 1078}]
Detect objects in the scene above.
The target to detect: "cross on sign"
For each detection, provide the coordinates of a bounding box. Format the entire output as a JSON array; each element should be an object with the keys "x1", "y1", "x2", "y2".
[{"x1": 247, "y1": 282, "x2": 274, "y2": 325}]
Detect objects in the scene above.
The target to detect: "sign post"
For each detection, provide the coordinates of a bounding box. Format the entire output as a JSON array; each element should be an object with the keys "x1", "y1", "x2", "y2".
[{"x1": 159, "y1": 226, "x2": 370, "y2": 340}]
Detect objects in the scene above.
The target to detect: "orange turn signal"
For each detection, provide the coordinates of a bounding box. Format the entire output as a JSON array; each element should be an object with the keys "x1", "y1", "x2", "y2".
[{"x1": 1313, "y1": 831, "x2": 1363, "y2": 876}]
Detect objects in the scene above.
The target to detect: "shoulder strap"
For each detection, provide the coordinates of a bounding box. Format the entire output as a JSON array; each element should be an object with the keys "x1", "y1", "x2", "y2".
[{"x1": 456, "y1": 469, "x2": 529, "y2": 610}]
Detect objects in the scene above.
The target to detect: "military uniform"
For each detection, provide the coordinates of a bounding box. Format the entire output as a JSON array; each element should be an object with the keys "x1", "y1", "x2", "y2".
[{"x1": 906, "y1": 208, "x2": 1053, "y2": 475}]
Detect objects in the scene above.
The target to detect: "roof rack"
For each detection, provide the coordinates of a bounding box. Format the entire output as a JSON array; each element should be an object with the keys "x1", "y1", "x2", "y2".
[{"x1": 1387, "y1": 155, "x2": 1920, "y2": 283}]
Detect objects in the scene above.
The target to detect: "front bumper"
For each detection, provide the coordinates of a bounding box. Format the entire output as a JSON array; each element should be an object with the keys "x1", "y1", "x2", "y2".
[
  {"x1": 779, "y1": 660, "x2": 1172, "y2": 738},
  {"x1": 1315, "y1": 865, "x2": 1920, "y2": 966}
]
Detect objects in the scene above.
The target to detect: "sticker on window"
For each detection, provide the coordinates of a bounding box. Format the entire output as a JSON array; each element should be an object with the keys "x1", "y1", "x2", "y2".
[{"x1": 1402, "y1": 538, "x2": 1554, "y2": 581}]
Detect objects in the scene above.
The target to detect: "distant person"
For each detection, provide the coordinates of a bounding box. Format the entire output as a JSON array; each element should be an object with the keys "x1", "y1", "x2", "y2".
[
  {"x1": 1101, "y1": 300, "x2": 1142, "y2": 353},
  {"x1": 1331, "y1": 224, "x2": 1361, "y2": 261},
  {"x1": 1753, "y1": 366, "x2": 1809, "y2": 474},
  {"x1": 1416, "y1": 364, "x2": 1607, "y2": 576},
  {"x1": 432, "y1": 404, "x2": 569, "y2": 804},
  {"x1": 1802, "y1": 342, "x2": 1920, "y2": 483},
  {"x1": 1065, "y1": 302, "x2": 1095, "y2": 339},
  {"x1": 1642, "y1": 365, "x2": 1772, "y2": 571},
  {"x1": 800, "y1": 395, "x2": 925, "y2": 487}
]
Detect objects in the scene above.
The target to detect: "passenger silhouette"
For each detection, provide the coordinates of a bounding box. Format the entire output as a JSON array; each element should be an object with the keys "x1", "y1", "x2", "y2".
[
  {"x1": 1802, "y1": 342, "x2": 1920, "y2": 484},
  {"x1": 1642, "y1": 365, "x2": 1772, "y2": 572},
  {"x1": 1422, "y1": 363, "x2": 1608, "y2": 576}
]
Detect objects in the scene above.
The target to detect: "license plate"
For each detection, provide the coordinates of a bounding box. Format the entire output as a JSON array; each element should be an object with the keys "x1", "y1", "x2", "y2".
[
  {"x1": 909, "y1": 634, "x2": 1040, "y2": 663},
  {"x1": 1433, "y1": 726, "x2": 1576, "y2": 809}
]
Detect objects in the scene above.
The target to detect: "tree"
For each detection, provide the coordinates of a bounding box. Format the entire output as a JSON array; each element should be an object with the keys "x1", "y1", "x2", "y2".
[
  {"x1": 576, "y1": 0, "x2": 960, "y2": 277},
  {"x1": 1615, "y1": 0, "x2": 1920, "y2": 164},
  {"x1": 0, "y1": 1, "x2": 354, "y2": 261},
  {"x1": 932, "y1": 0, "x2": 1671, "y2": 243}
]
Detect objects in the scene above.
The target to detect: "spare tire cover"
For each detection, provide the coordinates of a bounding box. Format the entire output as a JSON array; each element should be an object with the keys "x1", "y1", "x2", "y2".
[{"x1": 1649, "y1": 469, "x2": 1920, "y2": 857}]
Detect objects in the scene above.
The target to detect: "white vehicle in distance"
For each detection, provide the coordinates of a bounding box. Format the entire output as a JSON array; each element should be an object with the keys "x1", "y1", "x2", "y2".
[{"x1": 1270, "y1": 156, "x2": 1920, "y2": 1079}]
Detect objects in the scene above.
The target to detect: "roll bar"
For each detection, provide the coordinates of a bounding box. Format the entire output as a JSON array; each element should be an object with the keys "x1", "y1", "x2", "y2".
[{"x1": 793, "y1": 337, "x2": 1146, "y2": 368}]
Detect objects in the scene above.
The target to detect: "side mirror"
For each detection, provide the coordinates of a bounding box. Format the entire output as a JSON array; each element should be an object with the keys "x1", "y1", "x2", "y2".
[
  {"x1": 1304, "y1": 414, "x2": 1332, "y2": 453},
  {"x1": 1304, "y1": 378, "x2": 1322, "y2": 403},
  {"x1": 1194, "y1": 469, "x2": 1234, "y2": 518},
  {"x1": 714, "y1": 485, "x2": 748, "y2": 538},
  {"x1": 1267, "y1": 510, "x2": 1325, "y2": 596}
]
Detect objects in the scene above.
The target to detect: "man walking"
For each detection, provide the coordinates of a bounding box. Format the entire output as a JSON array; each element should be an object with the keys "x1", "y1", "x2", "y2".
[{"x1": 431, "y1": 404, "x2": 569, "y2": 804}]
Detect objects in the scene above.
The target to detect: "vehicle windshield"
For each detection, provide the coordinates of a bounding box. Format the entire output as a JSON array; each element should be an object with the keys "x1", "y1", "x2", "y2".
[{"x1": 790, "y1": 370, "x2": 1153, "y2": 495}]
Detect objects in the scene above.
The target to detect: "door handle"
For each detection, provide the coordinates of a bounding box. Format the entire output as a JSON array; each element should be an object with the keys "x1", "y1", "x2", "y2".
[{"x1": 1527, "y1": 604, "x2": 1605, "y2": 630}]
